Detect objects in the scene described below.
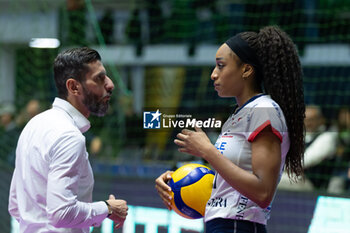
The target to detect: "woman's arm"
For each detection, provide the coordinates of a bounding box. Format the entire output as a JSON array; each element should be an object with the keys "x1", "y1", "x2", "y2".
[{"x1": 175, "y1": 126, "x2": 281, "y2": 208}]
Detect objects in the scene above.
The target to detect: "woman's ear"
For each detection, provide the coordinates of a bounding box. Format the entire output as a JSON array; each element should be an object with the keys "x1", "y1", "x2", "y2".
[
  {"x1": 66, "y1": 78, "x2": 81, "y2": 96},
  {"x1": 242, "y1": 64, "x2": 254, "y2": 79}
]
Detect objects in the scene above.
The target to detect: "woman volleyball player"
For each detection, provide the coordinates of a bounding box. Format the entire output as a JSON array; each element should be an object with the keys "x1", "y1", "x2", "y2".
[{"x1": 155, "y1": 25, "x2": 305, "y2": 233}]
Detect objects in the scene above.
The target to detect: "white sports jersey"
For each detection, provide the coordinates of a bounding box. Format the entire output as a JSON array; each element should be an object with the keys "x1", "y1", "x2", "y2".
[{"x1": 204, "y1": 94, "x2": 290, "y2": 225}]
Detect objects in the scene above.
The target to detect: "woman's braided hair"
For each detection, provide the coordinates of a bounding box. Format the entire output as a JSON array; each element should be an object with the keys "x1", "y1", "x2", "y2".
[{"x1": 239, "y1": 26, "x2": 305, "y2": 180}]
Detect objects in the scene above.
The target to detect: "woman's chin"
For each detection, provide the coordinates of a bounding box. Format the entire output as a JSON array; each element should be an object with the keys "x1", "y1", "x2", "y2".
[{"x1": 217, "y1": 92, "x2": 231, "y2": 98}]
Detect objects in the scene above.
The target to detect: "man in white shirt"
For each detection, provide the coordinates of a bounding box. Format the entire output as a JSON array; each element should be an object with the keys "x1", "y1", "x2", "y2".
[
  {"x1": 8, "y1": 47, "x2": 128, "y2": 233},
  {"x1": 278, "y1": 105, "x2": 337, "y2": 191},
  {"x1": 303, "y1": 105, "x2": 337, "y2": 189}
]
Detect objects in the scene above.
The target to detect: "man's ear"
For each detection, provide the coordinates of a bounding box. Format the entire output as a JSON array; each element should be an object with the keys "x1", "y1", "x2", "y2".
[
  {"x1": 66, "y1": 78, "x2": 81, "y2": 96},
  {"x1": 242, "y1": 64, "x2": 254, "y2": 79}
]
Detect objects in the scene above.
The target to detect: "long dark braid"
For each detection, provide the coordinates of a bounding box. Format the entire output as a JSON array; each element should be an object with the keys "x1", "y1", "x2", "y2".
[{"x1": 240, "y1": 26, "x2": 305, "y2": 180}]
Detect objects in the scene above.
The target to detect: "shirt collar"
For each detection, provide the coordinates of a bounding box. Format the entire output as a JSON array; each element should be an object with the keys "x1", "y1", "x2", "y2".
[
  {"x1": 52, "y1": 97, "x2": 91, "y2": 133},
  {"x1": 234, "y1": 93, "x2": 266, "y2": 115}
]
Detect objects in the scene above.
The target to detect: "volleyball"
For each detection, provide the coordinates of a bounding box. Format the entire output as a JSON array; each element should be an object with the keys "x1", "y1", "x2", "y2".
[{"x1": 168, "y1": 163, "x2": 215, "y2": 219}]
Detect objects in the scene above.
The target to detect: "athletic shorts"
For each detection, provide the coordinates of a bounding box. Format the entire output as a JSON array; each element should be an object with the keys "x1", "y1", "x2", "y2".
[{"x1": 205, "y1": 218, "x2": 267, "y2": 233}]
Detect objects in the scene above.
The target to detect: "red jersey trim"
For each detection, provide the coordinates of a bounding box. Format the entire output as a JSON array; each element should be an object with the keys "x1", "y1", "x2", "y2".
[{"x1": 248, "y1": 120, "x2": 283, "y2": 142}]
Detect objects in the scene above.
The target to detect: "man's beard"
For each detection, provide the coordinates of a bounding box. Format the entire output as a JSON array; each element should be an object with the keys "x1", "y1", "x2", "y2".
[{"x1": 82, "y1": 85, "x2": 111, "y2": 117}]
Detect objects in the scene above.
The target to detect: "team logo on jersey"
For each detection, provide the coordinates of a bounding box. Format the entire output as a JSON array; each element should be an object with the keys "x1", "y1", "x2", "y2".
[
  {"x1": 143, "y1": 109, "x2": 162, "y2": 129},
  {"x1": 231, "y1": 117, "x2": 242, "y2": 126}
]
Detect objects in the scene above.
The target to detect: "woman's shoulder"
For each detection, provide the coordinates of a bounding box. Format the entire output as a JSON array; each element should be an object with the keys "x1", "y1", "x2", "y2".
[
  {"x1": 247, "y1": 95, "x2": 280, "y2": 110},
  {"x1": 247, "y1": 95, "x2": 285, "y2": 121}
]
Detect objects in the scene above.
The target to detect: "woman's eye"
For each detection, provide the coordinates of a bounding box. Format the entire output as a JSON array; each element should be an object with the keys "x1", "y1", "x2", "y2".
[{"x1": 217, "y1": 63, "x2": 224, "y2": 69}]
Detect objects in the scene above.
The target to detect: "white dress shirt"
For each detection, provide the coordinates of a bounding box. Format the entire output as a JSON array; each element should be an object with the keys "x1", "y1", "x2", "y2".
[{"x1": 9, "y1": 98, "x2": 108, "y2": 233}]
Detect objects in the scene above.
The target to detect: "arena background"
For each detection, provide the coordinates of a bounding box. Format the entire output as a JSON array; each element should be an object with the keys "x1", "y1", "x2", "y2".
[{"x1": 0, "y1": 0, "x2": 349, "y2": 232}]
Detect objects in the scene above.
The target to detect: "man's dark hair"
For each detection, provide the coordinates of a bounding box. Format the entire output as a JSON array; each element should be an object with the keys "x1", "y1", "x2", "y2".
[{"x1": 53, "y1": 47, "x2": 101, "y2": 99}]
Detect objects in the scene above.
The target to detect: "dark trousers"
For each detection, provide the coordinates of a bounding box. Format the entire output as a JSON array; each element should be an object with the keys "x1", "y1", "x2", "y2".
[{"x1": 205, "y1": 218, "x2": 267, "y2": 233}]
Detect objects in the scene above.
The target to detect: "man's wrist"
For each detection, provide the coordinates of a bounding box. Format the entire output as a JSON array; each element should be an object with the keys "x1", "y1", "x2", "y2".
[{"x1": 104, "y1": 200, "x2": 113, "y2": 217}]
